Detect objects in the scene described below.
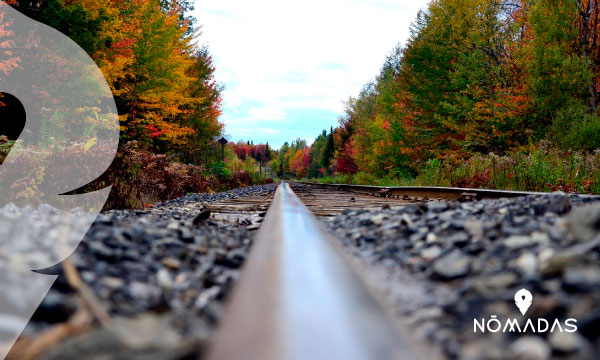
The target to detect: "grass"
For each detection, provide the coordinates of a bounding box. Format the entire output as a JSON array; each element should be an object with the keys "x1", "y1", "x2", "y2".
[{"x1": 303, "y1": 145, "x2": 600, "y2": 194}]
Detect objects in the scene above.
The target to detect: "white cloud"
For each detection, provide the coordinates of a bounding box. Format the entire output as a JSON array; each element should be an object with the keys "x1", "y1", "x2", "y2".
[
  {"x1": 191, "y1": 0, "x2": 430, "y2": 145},
  {"x1": 247, "y1": 105, "x2": 287, "y2": 120}
]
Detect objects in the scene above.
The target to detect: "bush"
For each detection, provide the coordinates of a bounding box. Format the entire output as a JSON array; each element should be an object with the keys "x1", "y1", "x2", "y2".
[
  {"x1": 307, "y1": 144, "x2": 600, "y2": 194},
  {"x1": 0, "y1": 137, "x2": 14, "y2": 164},
  {"x1": 352, "y1": 171, "x2": 378, "y2": 185},
  {"x1": 208, "y1": 161, "x2": 232, "y2": 178},
  {"x1": 227, "y1": 170, "x2": 252, "y2": 189},
  {"x1": 552, "y1": 103, "x2": 600, "y2": 151},
  {"x1": 93, "y1": 142, "x2": 218, "y2": 209}
]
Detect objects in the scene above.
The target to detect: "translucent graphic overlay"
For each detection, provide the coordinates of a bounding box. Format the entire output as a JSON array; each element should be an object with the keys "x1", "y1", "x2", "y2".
[{"x1": 0, "y1": 3, "x2": 119, "y2": 357}]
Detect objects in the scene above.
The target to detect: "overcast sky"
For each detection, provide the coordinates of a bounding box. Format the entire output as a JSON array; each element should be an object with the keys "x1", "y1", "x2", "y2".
[{"x1": 191, "y1": 0, "x2": 430, "y2": 149}]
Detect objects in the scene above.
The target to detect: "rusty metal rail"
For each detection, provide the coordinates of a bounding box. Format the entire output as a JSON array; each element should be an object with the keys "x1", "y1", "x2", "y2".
[
  {"x1": 296, "y1": 181, "x2": 600, "y2": 201},
  {"x1": 207, "y1": 183, "x2": 422, "y2": 360}
]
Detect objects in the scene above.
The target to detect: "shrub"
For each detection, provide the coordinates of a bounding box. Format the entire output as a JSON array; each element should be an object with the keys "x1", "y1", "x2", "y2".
[
  {"x1": 208, "y1": 161, "x2": 232, "y2": 178},
  {"x1": 552, "y1": 103, "x2": 600, "y2": 151},
  {"x1": 352, "y1": 171, "x2": 378, "y2": 185}
]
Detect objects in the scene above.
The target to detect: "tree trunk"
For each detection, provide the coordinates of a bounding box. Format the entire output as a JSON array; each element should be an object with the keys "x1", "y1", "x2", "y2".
[{"x1": 580, "y1": 0, "x2": 598, "y2": 113}]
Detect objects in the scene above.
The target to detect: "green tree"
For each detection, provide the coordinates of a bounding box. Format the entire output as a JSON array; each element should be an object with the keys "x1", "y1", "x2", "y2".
[{"x1": 321, "y1": 127, "x2": 335, "y2": 173}]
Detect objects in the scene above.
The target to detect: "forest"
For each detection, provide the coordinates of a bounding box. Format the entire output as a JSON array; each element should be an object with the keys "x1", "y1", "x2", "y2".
[
  {"x1": 1, "y1": 0, "x2": 276, "y2": 208},
  {"x1": 3, "y1": 0, "x2": 600, "y2": 208},
  {"x1": 276, "y1": 0, "x2": 600, "y2": 194}
]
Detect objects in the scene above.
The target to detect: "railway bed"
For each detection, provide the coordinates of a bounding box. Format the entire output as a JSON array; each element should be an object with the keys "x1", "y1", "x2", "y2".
[
  {"x1": 211, "y1": 182, "x2": 600, "y2": 360},
  {"x1": 4, "y1": 182, "x2": 600, "y2": 360}
]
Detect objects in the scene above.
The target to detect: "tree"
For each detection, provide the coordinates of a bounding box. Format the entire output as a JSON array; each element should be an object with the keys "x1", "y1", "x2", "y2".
[
  {"x1": 321, "y1": 127, "x2": 335, "y2": 173},
  {"x1": 0, "y1": 6, "x2": 18, "y2": 82}
]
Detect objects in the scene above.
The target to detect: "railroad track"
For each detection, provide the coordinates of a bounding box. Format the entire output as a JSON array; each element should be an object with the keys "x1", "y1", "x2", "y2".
[
  {"x1": 202, "y1": 192, "x2": 273, "y2": 230},
  {"x1": 208, "y1": 182, "x2": 424, "y2": 360},
  {"x1": 288, "y1": 182, "x2": 422, "y2": 216},
  {"x1": 6, "y1": 182, "x2": 598, "y2": 359},
  {"x1": 207, "y1": 182, "x2": 599, "y2": 359}
]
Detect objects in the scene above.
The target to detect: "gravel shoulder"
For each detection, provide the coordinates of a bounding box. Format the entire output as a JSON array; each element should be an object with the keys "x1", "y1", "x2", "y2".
[
  {"x1": 5, "y1": 184, "x2": 277, "y2": 360},
  {"x1": 326, "y1": 193, "x2": 600, "y2": 360}
]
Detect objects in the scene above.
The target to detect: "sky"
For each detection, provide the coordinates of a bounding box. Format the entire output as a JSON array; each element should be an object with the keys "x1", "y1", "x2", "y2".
[{"x1": 191, "y1": 0, "x2": 430, "y2": 149}]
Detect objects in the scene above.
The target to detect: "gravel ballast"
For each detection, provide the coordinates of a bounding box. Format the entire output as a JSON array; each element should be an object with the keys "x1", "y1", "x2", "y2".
[
  {"x1": 4, "y1": 184, "x2": 277, "y2": 360},
  {"x1": 326, "y1": 192, "x2": 600, "y2": 360}
]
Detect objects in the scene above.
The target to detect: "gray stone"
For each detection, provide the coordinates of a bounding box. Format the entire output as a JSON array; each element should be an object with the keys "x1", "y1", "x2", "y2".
[
  {"x1": 546, "y1": 192, "x2": 571, "y2": 214},
  {"x1": 515, "y1": 252, "x2": 538, "y2": 277},
  {"x1": 369, "y1": 214, "x2": 386, "y2": 225},
  {"x1": 568, "y1": 205, "x2": 600, "y2": 242},
  {"x1": 563, "y1": 267, "x2": 600, "y2": 289},
  {"x1": 504, "y1": 235, "x2": 534, "y2": 249},
  {"x1": 508, "y1": 336, "x2": 551, "y2": 360},
  {"x1": 548, "y1": 331, "x2": 582, "y2": 353},
  {"x1": 421, "y1": 246, "x2": 442, "y2": 262},
  {"x1": 432, "y1": 250, "x2": 471, "y2": 280}
]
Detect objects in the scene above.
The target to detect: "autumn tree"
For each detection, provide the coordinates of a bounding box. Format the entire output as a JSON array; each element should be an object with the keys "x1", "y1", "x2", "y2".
[{"x1": 14, "y1": 0, "x2": 225, "y2": 163}]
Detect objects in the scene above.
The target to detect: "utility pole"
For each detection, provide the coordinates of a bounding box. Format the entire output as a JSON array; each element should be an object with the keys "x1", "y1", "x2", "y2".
[
  {"x1": 218, "y1": 137, "x2": 228, "y2": 162},
  {"x1": 258, "y1": 152, "x2": 262, "y2": 176}
]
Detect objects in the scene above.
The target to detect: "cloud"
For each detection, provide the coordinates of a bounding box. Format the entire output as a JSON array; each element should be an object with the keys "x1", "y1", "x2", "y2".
[
  {"x1": 191, "y1": 0, "x2": 429, "y2": 148},
  {"x1": 247, "y1": 105, "x2": 287, "y2": 120}
]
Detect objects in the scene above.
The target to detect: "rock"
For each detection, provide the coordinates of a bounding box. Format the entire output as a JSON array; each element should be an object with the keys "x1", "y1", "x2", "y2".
[
  {"x1": 548, "y1": 331, "x2": 582, "y2": 354},
  {"x1": 193, "y1": 210, "x2": 212, "y2": 226},
  {"x1": 427, "y1": 202, "x2": 448, "y2": 212},
  {"x1": 406, "y1": 307, "x2": 443, "y2": 325},
  {"x1": 530, "y1": 232, "x2": 550, "y2": 246},
  {"x1": 541, "y1": 236, "x2": 600, "y2": 275},
  {"x1": 425, "y1": 232, "x2": 437, "y2": 244},
  {"x1": 464, "y1": 220, "x2": 484, "y2": 238},
  {"x1": 129, "y1": 282, "x2": 161, "y2": 300},
  {"x1": 447, "y1": 232, "x2": 469, "y2": 247},
  {"x1": 563, "y1": 267, "x2": 600, "y2": 291},
  {"x1": 162, "y1": 257, "x2": 182, "y2": 270},
  {"x1": 369, "y1": 214, "x2": 386, "y2": 225},
  {"x1": 474, "y1": 273, "x2": 517, "y2": 296},
  {"x1": 461, "y1": 338, "x2": 503, "y2": 360},
  {"x1": 214, "y1": 251, "x2": 245, "y2": 269},
  {"x1": 88, "y1": 242, "x2": 116, "y2": 261},
  {"x1": 515, "y1": 252, "x2": 538, "y2": 277},
  {"x1": 504, "y1": 235, "x2": 534, "y2": 249},
  {"x1": 508, "y1": 336, "x2": 551, "y2": 360},
  {"x1": 567, "y1": 205, "x2": 600, "y2": 242},
  {"x1": 421, "y1": 246, "x2": 442, "y2": 262},
  {"x1": 195, "y1": 286, "x2": 221, "y2": 310},
  {"x1": 432, "y1": 250, "x2": 471, "y2": 280},
  {"x1": 546, "y1": 192, "x2": 571, "y2": 214},
  {"x1": 157, "y1": 269, "x2": 174, "y2": 288},
  {"x1": 101, "y1": 277, "x2": 125, "y2": 290}
]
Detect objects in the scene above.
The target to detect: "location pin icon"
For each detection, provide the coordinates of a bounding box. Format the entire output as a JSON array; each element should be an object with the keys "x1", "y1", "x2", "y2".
[{"x1": 514, "y1": 289, "x2": 533, "y2": 316}]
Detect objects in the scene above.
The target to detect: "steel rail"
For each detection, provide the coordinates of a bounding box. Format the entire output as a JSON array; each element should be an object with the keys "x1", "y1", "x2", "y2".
[
  {"x1": 296, "y1": 181, "x2": 600, "y2": 200},
  {"x1": 206, "y1": 183, "x2": 422, "y2": 360}
]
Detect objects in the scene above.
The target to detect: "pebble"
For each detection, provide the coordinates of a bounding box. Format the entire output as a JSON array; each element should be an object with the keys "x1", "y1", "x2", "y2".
[
  {"x1": 421, "y1": 246, "x2": 442, "y2": 262},
  {"x1": 563, "y1": 267, "x2": 600, "y2": 290},
  {"x1": 567, "y1": 205, "x2": 600, "y2": 242},
  {"x1": 508, "y1": 336, "x2": 551, "y2": 360},
  {"x1": 515, "y1": 252, "x2": 538, "y2": 277},
  {"x1": 548, "y1": 331, "x2": 582, "y2": 353},
  {"x1": 504, "y1": 235, "x2": 534, "y2": 249},
  {"x1": 161, "y1": 257, "x2": 182, "y2": 270},
  {"x1": 432, "y1": 250, "x2": 471, "y2": 280}
]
